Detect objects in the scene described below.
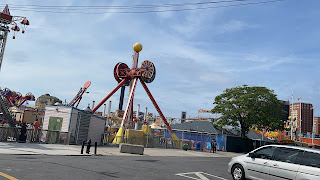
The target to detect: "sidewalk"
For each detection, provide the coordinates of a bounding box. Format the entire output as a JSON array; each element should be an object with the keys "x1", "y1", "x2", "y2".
[{"x1": 0, "y1": 142, "x2": 244, "y2": 157}]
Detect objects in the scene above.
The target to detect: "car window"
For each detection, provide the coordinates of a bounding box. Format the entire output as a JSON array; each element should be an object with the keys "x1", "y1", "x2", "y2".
[
  {"x1": 254, "y1": 146, "x2": 276, "y2": 160},
  {"x1": 272, "y1": 147, "x2": 302, "y2": 164},
  {"x1": 300, "y1": 151, "x2": 320, "y2": 168}
]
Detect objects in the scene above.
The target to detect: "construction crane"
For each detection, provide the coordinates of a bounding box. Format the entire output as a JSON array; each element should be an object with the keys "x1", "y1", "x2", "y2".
[
  {"x1": 0, "y1": 5, "x2": 29, "y2": 70},
  {"x1": 68, "y1": 81, "x2": 91, "y2": 108}
]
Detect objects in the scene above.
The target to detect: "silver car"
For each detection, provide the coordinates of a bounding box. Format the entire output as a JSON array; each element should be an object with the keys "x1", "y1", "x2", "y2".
[{"x1": 228, "y1": 144, "x2": 320, "y2": 180}]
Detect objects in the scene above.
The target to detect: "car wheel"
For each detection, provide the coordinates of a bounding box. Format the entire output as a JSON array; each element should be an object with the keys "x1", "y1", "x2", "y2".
[{"x1": 232, "y1": 164, "x2": 245, "y2": 180}]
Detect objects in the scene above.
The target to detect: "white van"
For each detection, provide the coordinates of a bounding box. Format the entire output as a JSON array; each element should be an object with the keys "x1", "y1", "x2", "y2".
[{"x1": 228, "y1": 144, "x2": 320, "y2": 180}]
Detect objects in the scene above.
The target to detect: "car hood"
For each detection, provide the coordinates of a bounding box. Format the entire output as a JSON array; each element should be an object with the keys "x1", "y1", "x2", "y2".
[{"x1": 231, "y1": 153, "x2": 249, "y2": 161}]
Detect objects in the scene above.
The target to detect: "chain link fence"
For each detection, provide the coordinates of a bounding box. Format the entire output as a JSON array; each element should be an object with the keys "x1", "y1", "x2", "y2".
[{"x1": 101, "y1": 133, "x2": 214, "y2": 150}]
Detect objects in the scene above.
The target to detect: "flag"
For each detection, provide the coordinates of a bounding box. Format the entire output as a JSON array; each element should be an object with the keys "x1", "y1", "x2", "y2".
[{"x1": 298, "y1": 96, "x2": 301, "y2": 101}]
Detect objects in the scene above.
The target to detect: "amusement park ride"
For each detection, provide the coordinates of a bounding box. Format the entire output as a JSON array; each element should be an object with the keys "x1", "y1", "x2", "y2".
[
  {"x1": 0, "y1": 88, "x2": 35, "y2": 126},
  {"x1": 0, "y1": 5, "x2": 31, "y2": 126},
  {"x1": 91, "y1": 43, "x2": 180, "y2": 144},
  {"x1": 68, "y1": 81, "x2": 91, "y2": 108},
  {"x1": 0, "y1": 5, "x2": 29, "y2": 70}
]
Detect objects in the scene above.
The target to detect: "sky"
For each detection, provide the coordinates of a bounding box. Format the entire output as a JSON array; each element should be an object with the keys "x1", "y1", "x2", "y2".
[{"x1": 0, "y1": 0, "x2": 319, "y2": 118}]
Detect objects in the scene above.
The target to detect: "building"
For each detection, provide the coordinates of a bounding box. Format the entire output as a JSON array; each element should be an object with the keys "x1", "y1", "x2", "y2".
[
  {"x1": 280, "y1": 100, "x2": 290, "y2": 121},
  {"x1": 315, "y1": 117, "x2": 320, "y2": 135},
  {"x1": 41, "y1": 106, "x2": 106, "y2": 145},
  {"x1": 35, "y1": 93, "x2": 62, "y2": 111},
  {"x1": 289, "y1": 103, "x2": 314, "y2": 135}
]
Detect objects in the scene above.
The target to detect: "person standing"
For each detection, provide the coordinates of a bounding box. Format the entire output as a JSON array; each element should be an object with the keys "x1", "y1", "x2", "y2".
[
  {"x1": 86, "y1": 139, "x2": 92, "y2": 154},
  {"x1": 213, "y1": 139, "x2": 217, "y2": 152},
  {"x1": 19, "y1": 123, "x2": 27, "y2": 143},
  {"x1": 210, "y1": 139, "x2": 216, "y2": 153},
  {"x1": 33, "y1": 120, "x2": 40, "y2": 142}
]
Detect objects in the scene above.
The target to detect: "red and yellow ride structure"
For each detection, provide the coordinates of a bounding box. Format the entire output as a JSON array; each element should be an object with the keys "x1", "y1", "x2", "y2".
[{"x1": 91, "y1": 43, "x2": 180, "y2": 145}]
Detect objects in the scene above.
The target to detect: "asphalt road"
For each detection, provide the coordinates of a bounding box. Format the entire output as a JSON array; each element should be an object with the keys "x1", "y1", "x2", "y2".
[{"x1": 0, "y1": 155, "x2": 233, "y2": 180}]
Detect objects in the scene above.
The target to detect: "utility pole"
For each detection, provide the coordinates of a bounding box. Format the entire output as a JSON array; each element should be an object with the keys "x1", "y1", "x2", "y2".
[
  {"x1": 290, "y1": 90, "x2": 294, "y2": 140},
  {"x1": 312, "y1": 106, "x2": 315, "y2": 145}
]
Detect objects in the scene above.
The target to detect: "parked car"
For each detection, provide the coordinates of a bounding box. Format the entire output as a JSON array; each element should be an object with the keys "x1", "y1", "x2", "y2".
[{"x1": 228, "y1": 144, "x2": 320, "y2": 180}]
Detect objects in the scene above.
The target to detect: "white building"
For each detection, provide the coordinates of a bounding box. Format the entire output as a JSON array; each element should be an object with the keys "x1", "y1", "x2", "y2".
[{"x1": 41, "y1": 106, "x2": 106, "y2": 145}]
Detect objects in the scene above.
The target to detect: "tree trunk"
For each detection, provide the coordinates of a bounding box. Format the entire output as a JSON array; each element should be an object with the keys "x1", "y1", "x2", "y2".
[{"x1": 240, "y1": 121, "x2": 246, "y2": 138}]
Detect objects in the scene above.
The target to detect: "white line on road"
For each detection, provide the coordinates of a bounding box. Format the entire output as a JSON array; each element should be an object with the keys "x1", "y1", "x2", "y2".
[
  {"x1": 202, "y1": 172, "x2": 228, "y2": 180},
  {"x1": 176, "y1": 172, "x2": 228, "y2": 180}
]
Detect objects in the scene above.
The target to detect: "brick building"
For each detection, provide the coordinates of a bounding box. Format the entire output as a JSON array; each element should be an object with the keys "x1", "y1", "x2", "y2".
[
  {"x1": 289, "y1": 103, "x2": 314, "y2": 135},
  {"x1": 315, "y1": 117, "x2": 320, "y2": 135}
]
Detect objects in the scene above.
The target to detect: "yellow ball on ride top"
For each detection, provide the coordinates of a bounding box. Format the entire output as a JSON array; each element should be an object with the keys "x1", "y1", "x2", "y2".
[{"x1": 133, "y1": 43, "x2": 143, "y2": 52}]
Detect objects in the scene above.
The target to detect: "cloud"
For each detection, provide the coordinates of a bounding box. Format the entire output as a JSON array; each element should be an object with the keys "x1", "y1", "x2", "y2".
[
  {"x1": 219, "y1": 20, "x2": 257, "y2": 33},
  {"x1": 224, "y1": 55, "x2": 297, "y2": 72}
]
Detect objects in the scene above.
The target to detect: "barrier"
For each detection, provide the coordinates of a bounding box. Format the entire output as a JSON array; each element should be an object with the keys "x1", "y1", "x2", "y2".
[{"x1": 119, "y1": 143, "x2": 144, "y2": 155}]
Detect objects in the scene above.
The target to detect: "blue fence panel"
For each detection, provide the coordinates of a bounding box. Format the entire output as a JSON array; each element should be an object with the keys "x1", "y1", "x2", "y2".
[
  {"x1": 216, "y1": 135, "x2": 226, "y2": 151},
  {"x1": 165, "y1": 130, "x2": 227, "y2": 151}
]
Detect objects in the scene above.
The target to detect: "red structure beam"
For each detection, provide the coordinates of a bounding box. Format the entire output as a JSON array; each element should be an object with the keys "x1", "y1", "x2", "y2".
[
  {"x1": 139, "y1": 77, "x2": 174, "y2": 134},
  {"x1": 92, "y1": 78, "x2": 129, "y2": 114},
  {"x1": 17, "y1": 98, "x2": 27, "y2": 108}
]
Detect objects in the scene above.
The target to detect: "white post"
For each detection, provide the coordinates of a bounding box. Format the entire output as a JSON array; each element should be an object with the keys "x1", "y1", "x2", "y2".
[
  {"x1": 107, "y1": 101, "x2": 111, "y2": 131},
  {"x1": 312, "y1": 106, "x2": 315, "y2": 145},
  {"x1": 145, "y1": 107, "x2": 148, "y2": 147},
  {"x1": 92, "y1": 101, "x2": 95, "y2": 110},
  {"x1": 102, "y1": 104, "x2": 106, "y2": 117},
  {"x1": 144, "y1": 107, "x2": 148, "y2": 123},
  {"x1": 135, "y1": 104, "x2": 140, "y2": 130}
]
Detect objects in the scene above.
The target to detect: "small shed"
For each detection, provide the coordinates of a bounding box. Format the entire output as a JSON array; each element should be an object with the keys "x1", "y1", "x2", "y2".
[{"x1": 41, "y1": 106, "x2": 106, "y2": 145}]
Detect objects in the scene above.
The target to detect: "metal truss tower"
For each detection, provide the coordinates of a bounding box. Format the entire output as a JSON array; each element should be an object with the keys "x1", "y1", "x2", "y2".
[{"x1": 0, "y1": 5, "x2": 29, "y2": 70}]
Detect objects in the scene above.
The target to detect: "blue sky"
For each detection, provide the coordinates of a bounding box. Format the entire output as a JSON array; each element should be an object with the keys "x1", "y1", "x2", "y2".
[{"x1": 0, "y1": 0, "x2": 319, "y2": 118}]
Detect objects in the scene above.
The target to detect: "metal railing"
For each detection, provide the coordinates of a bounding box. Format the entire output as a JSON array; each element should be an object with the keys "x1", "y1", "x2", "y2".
[{"x1": 0, "y1": 126, "x2": 41, "y2": 143}]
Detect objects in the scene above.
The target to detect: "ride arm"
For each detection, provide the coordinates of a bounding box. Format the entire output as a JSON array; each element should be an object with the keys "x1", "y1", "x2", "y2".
[
  {"x1": 139, "y1": 77, "x2": 174, "y2": 134},
  {"x1": 92, "y1": 78, "x2": 129, "y2": 114}
]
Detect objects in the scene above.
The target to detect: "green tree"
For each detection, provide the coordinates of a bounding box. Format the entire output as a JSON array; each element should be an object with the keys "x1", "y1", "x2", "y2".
[{"x1": 212, "y1": 85, "x2": 285, "y2": 138}]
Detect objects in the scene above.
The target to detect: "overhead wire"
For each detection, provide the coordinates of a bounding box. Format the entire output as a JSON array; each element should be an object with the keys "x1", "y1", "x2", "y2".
[
  {"x1": 1, "y1": 0, "x2": 273, "y2": 9},
  {"x1": 2, "y1": 0, "x2": 284, "y2": 14}
]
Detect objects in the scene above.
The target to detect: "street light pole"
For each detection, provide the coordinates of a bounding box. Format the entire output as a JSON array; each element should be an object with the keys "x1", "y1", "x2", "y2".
[
  {"x1": 312, "y1": 106, "x2": 315, "y2": 145},
  {"x1": 290, "y1": 90, "x2": 294, "y2": 140},
  {"x1": 299, "y1": 97, "x2": 302, "y2": 141}
]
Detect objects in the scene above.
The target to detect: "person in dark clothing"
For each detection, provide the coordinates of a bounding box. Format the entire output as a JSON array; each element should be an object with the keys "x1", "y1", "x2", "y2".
[
  {"x1": 211, "y1": 139, "x2": 217, "y2": 153},
  {"x1": 19, "y1": 123, "x2": 27, "y2": 143},
  {"x1": 86, "y1": 139, "x2": 91, "y2": 154}
]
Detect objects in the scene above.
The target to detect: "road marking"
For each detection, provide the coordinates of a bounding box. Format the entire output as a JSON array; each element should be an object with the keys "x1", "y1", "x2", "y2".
[
  {"x1": 176, "y1": 172, "x2": 228, "y2": 180},
  {"x1": 0, "y1": 172, "x2": 19, "y2": 180},
  {"x1": 202, "y1": 172, "x2": 228, "y2": 180}
]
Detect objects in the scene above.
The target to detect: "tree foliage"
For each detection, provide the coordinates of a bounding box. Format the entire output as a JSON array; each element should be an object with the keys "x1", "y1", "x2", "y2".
[{"x1": 211, "y1": 85, "x2": 285, "y2": 138}]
